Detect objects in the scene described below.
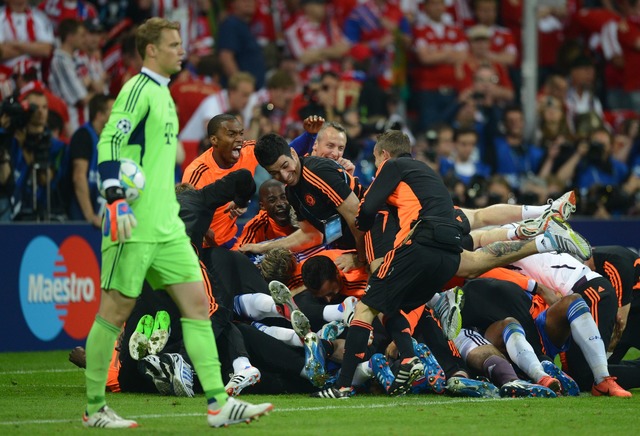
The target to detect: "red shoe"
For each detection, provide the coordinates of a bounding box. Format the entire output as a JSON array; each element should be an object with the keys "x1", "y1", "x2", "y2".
[
  {"x1": 537, "y1": 375, "x2": 562, "y2": 395},
  {"x1": 592, "y1": 376, "x2": 632, "y2": 397}
]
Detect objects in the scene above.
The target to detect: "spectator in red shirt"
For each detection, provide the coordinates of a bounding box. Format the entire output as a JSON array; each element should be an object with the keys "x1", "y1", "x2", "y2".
[
  {"x1": 472, "y1": 0, "x2": 517, "y2": 67},
  {"x1": 411, "y1": 0, "x2": 468, "y2": 133},
  {"x1": 616, "y1": 0, "x2": 640, "y2": 110},
  {"x1": 37, "y1": 0, "x2": 97, "y2": 31},
  {"x1": 284, "y1": 0, "x2": 350, "y2": 83}
]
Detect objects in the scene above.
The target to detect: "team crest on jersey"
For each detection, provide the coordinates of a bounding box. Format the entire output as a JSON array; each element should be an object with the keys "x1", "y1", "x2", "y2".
[
  {"x1": 304, "y1": 194, "x2": 316, "y2": 207},
  {"x1": 116, "y1": 118, "x2": 132, "y2": 134}
]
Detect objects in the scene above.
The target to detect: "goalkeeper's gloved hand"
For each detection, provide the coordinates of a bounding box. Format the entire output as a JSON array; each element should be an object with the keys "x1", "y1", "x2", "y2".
[{"x1": 103, "y1": 186, "x2": 137, "y2": 243}]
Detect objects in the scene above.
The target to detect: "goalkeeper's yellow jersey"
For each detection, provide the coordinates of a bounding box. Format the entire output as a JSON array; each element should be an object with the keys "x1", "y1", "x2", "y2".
[{"x1": 97, "y1": 68, "x2": 186, "y2": 245}]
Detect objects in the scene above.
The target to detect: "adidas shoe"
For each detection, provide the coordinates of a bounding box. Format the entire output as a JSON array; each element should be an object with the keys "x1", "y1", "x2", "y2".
[
  {"x1": 517, "y1": 213, "x2": 559, "y2": 239},
  {"x1": 542, "y1": 216, "x2": 592, "y2": 261},
  {"x1": 129, "y1": 314, "x2": 154, "y2": 360},
  {"x1": 388, "y1": 357, "x2": 424, "y2": 396},
  {"x1": 340, "y1": 296, "x2": 358, "y2": 326},
  {"x1": 412, "y1": 339, "x2": 446, "y2": 394},
  {"x1": 160, "y1": 353, "x2": 195, "y2": 397},
  {"x1": 303, "y1": 332, "x2": 327, "y2": 387},
  {"x1": 433, "y1": 287, "x2": 464, "y2": 340},
  {"x1": 82, "y1": 405, "x2": 138, "y2": 428},
  {"x1": 541, "y1": 360, "x2": 579, "y2": 396},
  {"x1": 446, "y1": 376, "x2": 500, "y2": 398},
  {"x1": 499, "y1": 380, "x2": 557, "y2": 398},
  {"x1": 148, "y1": 310, "x2": 171, "y2": 355},
  {"x1": 547, "y1": 190, "x2": 577, "y2": 220},
  {"x1": 592, "y1": 376, "x2": 632, "y2": 397},
  {"x1": 139, "y1": 354, "x2": 173, "y2": 395},
  {"x1": 269, "y1": 280, "x2": 299, "y2": 321},
  {"x1": 310, "y1": 386, "x2": 353, "y2": 399},
  {"x1": 207, "y1": 397, "x2": 273, "y2": 427},
  {"x1": 370, "y1": 353, "x2": 394, "y2": 393},
  {"x1": 291, "y1": 309, "x2": 312, "y2": 339},
  {"x1": 317, "y1": 320, "x2": 345, "y2": 342},
  {"x1": 225, "y1": 366, "x2": 261, "y2": 397}
]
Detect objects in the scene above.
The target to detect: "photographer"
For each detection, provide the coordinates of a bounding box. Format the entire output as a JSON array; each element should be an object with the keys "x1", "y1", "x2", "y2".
[
  {"x1": 576, "y1": 128, "x2": 629, "y2": 191},
  {"x1": 10, "y1": 90, "x2": 69, "y2": 221}
]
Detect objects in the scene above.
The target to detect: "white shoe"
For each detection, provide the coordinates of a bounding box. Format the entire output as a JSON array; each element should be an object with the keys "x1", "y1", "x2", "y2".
[
  {"x1": 129, "y1": 331, "x2": 150, "y2": 361},
  {"x1": 207, "y1": 397, "x2": 273, "y2": 428},
  {"x1": 547, "y1": 190, "x2": 577, "y2": 220},
  {"x1": 139, "y1": 354, "x2": 172, "y2": 395},
  {"x1": 291, "y1": 309, "x2": 311, "y2": 339},
  {"x1": 82, "y1": 405, "x2": 138, "y2": 428},
  {"x1": 160, "y1": 353, "x2": 195, "y2": 397},
  {"x1": 340, "y1": 296, "x2": 358, "y2": 326},
  {"x1": 433, "y1": 287, "x2": 464, "y2": 340},
  {"x1": 542, "y1": 216, "x2": 592, "y2": 261},
  {"x1": 225, "y1": 366, "x2": 261, "y2": 397}
]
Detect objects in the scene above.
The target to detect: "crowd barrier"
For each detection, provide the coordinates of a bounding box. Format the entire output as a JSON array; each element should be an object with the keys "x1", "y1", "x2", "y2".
[{"x1": 1, "y1": 219, "x2": 639, "y2": 352}]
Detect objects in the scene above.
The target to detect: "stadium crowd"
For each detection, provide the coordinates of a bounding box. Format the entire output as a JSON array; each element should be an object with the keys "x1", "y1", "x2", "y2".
[
  {"x1": 1, "y1": 0, "x2": 640, "y2": 222},
  {"x1": 2, "y1": 0, "x2": 639, "y2": 428}
]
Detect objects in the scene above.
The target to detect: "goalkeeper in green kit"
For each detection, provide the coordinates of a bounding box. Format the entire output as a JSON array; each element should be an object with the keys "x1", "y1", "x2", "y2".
[{"x1": 83, "y1": 17, "x2": 273, "y2": 429}]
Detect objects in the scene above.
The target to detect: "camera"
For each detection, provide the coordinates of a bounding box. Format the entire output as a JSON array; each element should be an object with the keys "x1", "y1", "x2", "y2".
[
  {"x1": 0, "y1": 95, "x2": 34, "y2": 133},
  {"x1": 261, "y1": 103, "x2": 275, "y2": 118},
  {"x1": 23, "y1": 130, "x2": 52, "y2": 169},
  {"x1": 472, "y1": 91, "x2": 485, "y2": 101},
  {"x1": 587, "y1": 140, "x2": 605, "y2": 164}
]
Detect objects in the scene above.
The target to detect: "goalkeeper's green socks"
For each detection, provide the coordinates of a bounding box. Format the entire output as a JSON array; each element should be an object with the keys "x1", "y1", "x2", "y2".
[
  {"x1": 181, "y1": 318, "x2": 228, "y2": 406},
  {"x1": 85, "y1": 316, "x2": 121, "y2": 415}
]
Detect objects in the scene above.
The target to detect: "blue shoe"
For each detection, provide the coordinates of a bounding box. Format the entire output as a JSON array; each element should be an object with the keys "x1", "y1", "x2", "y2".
[
  {"x1": 410, "y1": 375, "x2": 431, "y2": 394},
  {"x1": 541, "y1": 360, "x2": 579, "y2": 396},
  {"x1": 412, "y1": 339, "x2": 446, "y2": 394},
  {"x1": 303, "y1": 332, "x2": 327, "y2": 387},
  {"x1": 447, "y1": 376, "x2": 499, "y2": 398},
  {"x1": 370, "y1": 353, "x2": 394, "y2": 393},
  {"x1": 317, "y1": 320, "x2": 345, "y2": 342},
  {"x1": 499, "y1": 380, "x2": 557, "y2": 398}
]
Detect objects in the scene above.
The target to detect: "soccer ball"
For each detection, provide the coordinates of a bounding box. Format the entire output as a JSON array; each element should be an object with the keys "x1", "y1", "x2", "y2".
[
  {"x1": 99, "y1": 158, "x2": 145, "y2": 203},
  {"x1": 119, "y1": 158, "x2": 145, "y2": 202}
]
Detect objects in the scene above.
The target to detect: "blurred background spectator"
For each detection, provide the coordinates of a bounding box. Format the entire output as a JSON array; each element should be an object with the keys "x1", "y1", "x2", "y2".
[{"x1": 0, "y1": 0, "x2": 638, "y2": 223}]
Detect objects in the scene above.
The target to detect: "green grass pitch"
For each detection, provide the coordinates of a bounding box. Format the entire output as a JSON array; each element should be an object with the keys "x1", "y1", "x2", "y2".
[{"x1": 1, "y1": 350, "x2": 639, "y2": 435}]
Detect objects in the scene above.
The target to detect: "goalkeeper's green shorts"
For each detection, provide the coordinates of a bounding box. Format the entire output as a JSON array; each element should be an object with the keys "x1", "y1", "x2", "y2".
[{"x1": 101, "y1": 234, "x2": 202, "y2": 297}]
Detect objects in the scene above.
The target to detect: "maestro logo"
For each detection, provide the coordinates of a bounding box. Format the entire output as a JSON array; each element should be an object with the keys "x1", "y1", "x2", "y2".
[{"x1": 19, "y1": 236, "x2": 100, "y2": 341}]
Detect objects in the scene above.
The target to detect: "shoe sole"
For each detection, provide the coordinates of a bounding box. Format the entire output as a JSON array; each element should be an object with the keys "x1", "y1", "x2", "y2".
[
  {"x1": 129, "y1": 331, "x2": 149, "y2": 361},
  {"x1": 447, "y1": 378, "x2": 499, "y2": 398},
  {"x1": 542, "y1": 362, "x2": 580, "y2": 396},
  {"x1": 500, "y1": 384, "x2": 556, "y2": 398},
  {"x1": 171, "y1": 357, "x2": 195, "y2": 398},
  {"x1": 269, "y1": 280, "x2": 298, "y2": 320},
  {"x1": 135, "y1": 315, "x2": 154, "y2": 338},
  {"x1": 414, "y1": 343, "x2": 446, "y2": 394},
  {"x1": 148, "y1": 329, "x2": 170, "y2": 355},
  {"x1": 443, "y1": 288, "x2": 464, "y2": 340},
  {"x1": 292, "y1": 311, "x2": 311, "y2": 339},
  {"x1": 548, "y1": 216, "x2": 592, "y2": 261}
]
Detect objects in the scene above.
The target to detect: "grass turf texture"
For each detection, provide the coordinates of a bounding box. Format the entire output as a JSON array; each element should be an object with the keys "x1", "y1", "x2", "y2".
[{"x1": 1, "y1": 350, "x2": 639, "y2": 435}]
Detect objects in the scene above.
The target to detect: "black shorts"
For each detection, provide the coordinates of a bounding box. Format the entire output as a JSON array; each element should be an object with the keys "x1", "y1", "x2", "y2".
[
  {"x1": 361, "y1": 242, "x2": 460, "y2": 314},
  {"x1": 461, "y1": 278, "x2": 545, "y2": 356}
]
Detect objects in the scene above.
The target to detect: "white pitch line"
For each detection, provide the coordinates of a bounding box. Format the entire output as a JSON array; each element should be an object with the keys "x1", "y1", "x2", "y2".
[
  {"x1": 0, "y1": 397, "x2": 510, "y2": 426},
  {"x1": 0, "y1": 368, "x2": 80, "y2": 375}
]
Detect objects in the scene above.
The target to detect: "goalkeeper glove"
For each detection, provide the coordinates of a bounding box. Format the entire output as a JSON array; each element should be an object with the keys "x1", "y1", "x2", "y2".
[{"x1": 103, "y1": 186, "x2": 137, "y2": 242}]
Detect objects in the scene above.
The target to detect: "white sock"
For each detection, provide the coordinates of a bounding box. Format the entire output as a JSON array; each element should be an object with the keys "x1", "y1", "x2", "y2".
[
  {"x1": 234, "y1": 293, "x2": 278, "y2": 320},
  {"x1": 257, "y1": 324, "x2": 302, "y2": 347},
  {"x1": 534, "y1": 234, "x2": 552, "y2": 253},
  {"x1": 522, "y1": 205, "x2": 547, "y2": 219},
  {"x1": 503, "y1": 322, "x2": 547, "y2": 382},
  {"x1": 323, "y1": 303, "x2": 346, "y2": 322},
  {"x1": 232, "y1": 356, "x2": 251, "y2": 373},
  {"x1": 506, "y1": 227, "x2": 519, "y2": 240},
  {"x1": 567, "y1": 298, "x2": 609, "y2": 384},
  {"x1": 351, "y1": 361, "x2": 373, "y2": 386}
]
